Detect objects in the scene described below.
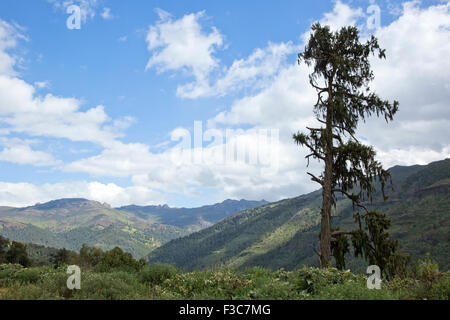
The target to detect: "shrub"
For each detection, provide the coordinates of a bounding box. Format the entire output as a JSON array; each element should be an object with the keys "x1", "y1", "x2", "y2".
[
  {"x1": 72, "y1": 271, "x2": 138, "y2": 300},
  {"x1": 139, "y1": 263, "x2": 178, "y2": 285},
  {"x1": 293, "y1": 266, "x2": 362, "y2": 295},
  {"x1": 0, "y1": 264, "x2": 23, "y2": 286},
  {"x1": 315, "y1": 281, "x2": 398, "y2": 300},
  {"x1": 411, "y1": 256, "x2": 449, "y2": 300},
  {"x1": 13, "y1": 268, "x2": 42, "y2": 284}
]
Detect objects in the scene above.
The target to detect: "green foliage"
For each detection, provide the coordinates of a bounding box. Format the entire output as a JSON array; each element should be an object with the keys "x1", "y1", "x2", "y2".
[
  {"x1": 0, "y1": 264, "x2": 24, "y2": 286},
  {"x1": 50, "y1": 248, "x2": 70, "y2": 267},
  {"x1": 0, "y1": 263, "x2": 448, "y2": 300},
  {"x1": 387, "y1": 257, "x2": 450, "y2": 300},
  {"x1": 0, "y1": 264, "x2": 54, "y2": 286},
  {"x1": 73, "y1": 271, "x2": 139, "y2": 300},
  {"x1": 79, "y1": 244, "x2": 146, "y2": 272},
  {"x1": 294, "y1": 22, "x2": 399, "y2": 268},
  {"x1": 5, "y1": 241, "x2": 31, "y2": 267},
  {"x1": 350, "y1": 211, "x2": 409, "y2": 279},
  {"x1": 0, "y1": 198, "x2": 263, "y2": 260},
  {"x1": 294, "y1": 266, "x2": 361, "y2": 295},
  {"x1": 147, "y1": 193, "x2": 322, "y2": 270},
  {"x1": 315, "y1": 281, "x2": 398, "y2": 300},
  {"x1": 139, "y1": 263, "x2": 179, "y2": 285},
  {"x1": 0, "y1": 235, "x2": 8, "y2": 263}
]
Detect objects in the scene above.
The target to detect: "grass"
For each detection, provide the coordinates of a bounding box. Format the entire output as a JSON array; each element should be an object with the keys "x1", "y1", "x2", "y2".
[{"x1": 0, "y1": 263, "x2": 448, "y2": 300}]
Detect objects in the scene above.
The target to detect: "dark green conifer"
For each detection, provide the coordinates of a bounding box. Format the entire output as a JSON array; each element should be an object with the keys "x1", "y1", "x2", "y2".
[{"x1": 294, "y1": 23, "x2": 398, "y2": 268}]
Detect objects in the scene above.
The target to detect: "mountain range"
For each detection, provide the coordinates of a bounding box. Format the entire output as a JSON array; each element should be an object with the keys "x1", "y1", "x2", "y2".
[
  {"x1": 1, "y1": 159, "x2": 448, "y2": 270},
  {"x1": 0, "y1": 198, "x2": 267, "y2": 258},
  {"x1": 147, "y1": 159, "x2": 450, "y2": 271}
]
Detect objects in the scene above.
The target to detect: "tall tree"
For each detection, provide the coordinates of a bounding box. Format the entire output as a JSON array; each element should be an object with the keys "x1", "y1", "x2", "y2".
[
  {"x1": 294, "y1": 23, "x2": 398, "y2": 268},
  {"x1": 0, "y1": 235, "x2": 9, "y2": 264},
  {"x1": 51, "y1": 248, "x2": 70, "y2": 267},
  {"x1": 5, "y1": 241, "x2": 31, "y2": 267}
]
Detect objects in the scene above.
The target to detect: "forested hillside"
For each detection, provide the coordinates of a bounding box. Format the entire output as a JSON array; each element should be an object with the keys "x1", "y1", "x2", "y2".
[
  {"x1": 0, "y1": 199, "x2": 267, "y2": 258},
  {"x1": 147, "y1": 159, "x2": 450, "y2": 271}
]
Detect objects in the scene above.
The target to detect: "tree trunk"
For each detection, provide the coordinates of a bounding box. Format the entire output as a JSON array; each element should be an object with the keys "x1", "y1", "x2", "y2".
[
  {"x1": 320, "y1": 153, "x2": 333, "y2": 268},
  {"x1": 320, "y1": 81, "x2": 334, "y2": 269}
]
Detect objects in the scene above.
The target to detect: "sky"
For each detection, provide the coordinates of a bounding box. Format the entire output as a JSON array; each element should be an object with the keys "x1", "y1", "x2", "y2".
[{"x1": 0, "y1": 0, "x2": 448, "y2": 208}]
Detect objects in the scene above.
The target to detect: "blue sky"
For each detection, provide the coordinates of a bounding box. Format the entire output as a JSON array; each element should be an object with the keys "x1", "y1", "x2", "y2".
[{"x1": 0, "y1": 0, "x2": 449, "y2": 207}]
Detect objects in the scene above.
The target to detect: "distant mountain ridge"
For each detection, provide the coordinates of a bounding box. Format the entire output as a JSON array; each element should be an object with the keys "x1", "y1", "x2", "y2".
[
  {"x1": 147, "y1": 159, "x2": 450, "y2": 271},
  {"x1": 118, "y1": 199, "x2": 269, "y2": 231},
  {"x1": 0, "y1": 198, "x2": 269, "y2": 258}
]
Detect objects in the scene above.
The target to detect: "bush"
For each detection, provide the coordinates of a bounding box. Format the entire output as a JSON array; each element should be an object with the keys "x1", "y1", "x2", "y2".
[
  {"x1": 315, "y1": 281, "x2": 398, "y2": 300},
  {"x1": 0, "y1": 264, "x2": 23, "y2": 286},
  {"x1": 13, "y1": 268, "x2": 42, "y2": 284},
  {"x1": 387, "y1": 256, "x2": 450, "y2": 300},
  {"x1": 293, "y1": 266, "x2": 362, "y2": 295},
  {"x1": 72, "y1": 271, "x2": 138, "y2": 300},
  {"x1": 139, "y1": 263, "x2": 178, "y2": 285}
]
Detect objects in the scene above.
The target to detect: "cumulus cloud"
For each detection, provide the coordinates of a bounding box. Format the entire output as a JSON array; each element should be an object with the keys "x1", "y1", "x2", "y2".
[
  {"x1": 63, "y1": 125, "x2": 319, "y2": 202},
  {"x1": 0, "y1": 75, "x2": 125, "y2": 146},
  {"x1": 0, "y1": 20, "x2": 131, "y2": 148},
  {"x1": 211, "y1": 1, "x2": 450, "y2": 172},
  {"x1": 31, "y1": 1, "x2": 450, "y2": 205},
  {"x1": 145, "y1": 9, "x2": 224, "y2": 96},
  {"x1": 1, "y1": 2, "x2": 449, "y2": 207},
  {"x1": 178, "y1": 41, "x2": 298, "y2": 98},
  {"x1": 0, "y1": 20, "x2": 27, "y2": 77},
  {"x1": 359, "y1": 1, "x2": 450, "y2": 156},
  {"x1": 0, "y1": 138, "x2": 60, "y2": 167},
  {"x1": 145, "y1": 10, "x2": 299, "y2": 99},
  {"x1": 320, "y1": 0, "x2": 364, "y2": 31}
]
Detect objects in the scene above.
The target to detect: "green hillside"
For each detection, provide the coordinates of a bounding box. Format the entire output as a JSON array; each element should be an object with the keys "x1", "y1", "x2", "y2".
[
  {"x1": 0, "y1": 198, "x2": 267, "y2": 258},
  {"x1": 117, "y1": 199, "x2": 269, "y2": 232},
  {"x1": 147, "y1": 159, "x2": 450, "y2": 271}
]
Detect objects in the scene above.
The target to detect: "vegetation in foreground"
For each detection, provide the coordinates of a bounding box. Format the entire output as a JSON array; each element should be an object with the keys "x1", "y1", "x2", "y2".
[
  {"x1": 0, "y1": 235, "x2": 448, "y2": 300},
  {"x1": 0, "y1": 258, "x2": 448, "y2": 300}
]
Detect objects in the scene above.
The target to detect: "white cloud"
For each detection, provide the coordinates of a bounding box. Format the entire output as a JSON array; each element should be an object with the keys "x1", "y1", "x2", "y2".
[
  {"x1": 145, "y1": 10, "x2": 299, "y2": 99},
  {"x1": 0, "y1": 181, "x2": 167, "y2": 207},
  {"x1": 101, "y1": 7, "x2": 113, "y2": 20},
  {"x1": 0, "y1": 20, "x2": 131, "y2": 148},
  {"x1": 208, "y1": 1, "x2": 450, "y2": 198},
  {"x1": 0, "y1": 137, "x2": 60, "y2": 167},
  {"x1": 0, "y1": 21, "x2": 27, "y2": 77},
  {"x1": 178, "y1": 41, "x2": 298, "y2": 99},
  {"x1": 0, "y1": 78, "x2": 123, "y2": 146},
  {"x1": 1, "y1": 2, "x2": 449, "y2": 207},
  {"x1": 64, "y1": 128, "x2": 318, "y2": 202},
  {"x1": 359, "y1": 1, "x2": 450, "y2": 156},
  {"x1": 320, "y1": 0, "x2": 364, "y2": 31},
  {"x1": 62, "y1": 1, "x2": 450, "y2": 204},
  {"x1": 145, "y1": 9, "x2": 224, "y2": 94}
]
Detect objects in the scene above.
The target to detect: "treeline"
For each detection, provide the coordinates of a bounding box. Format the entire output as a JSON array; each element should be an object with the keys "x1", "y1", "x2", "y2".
[
  {"x1": 0, "y1": 235, "x2": 146, "y2": 272},
  {"x1": 0, "y1": 236, "x2": 32, "y2": 267}
]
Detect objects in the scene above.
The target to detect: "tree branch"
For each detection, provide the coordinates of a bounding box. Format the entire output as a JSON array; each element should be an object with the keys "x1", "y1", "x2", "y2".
[
  {"x1": 332, "y1": 188, "x2": 370, "y2": 214},
  {"x1": 307, "y1": 172, "x2": 324, "y2": 186}
]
